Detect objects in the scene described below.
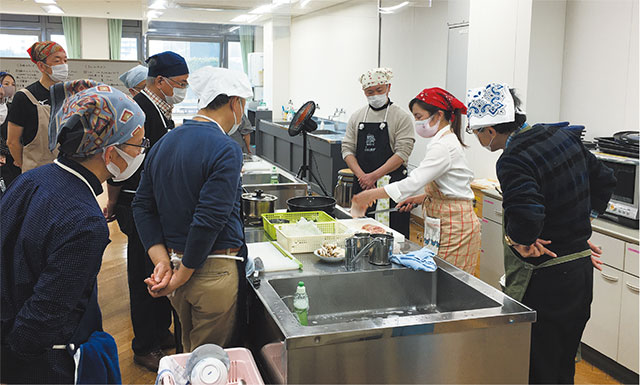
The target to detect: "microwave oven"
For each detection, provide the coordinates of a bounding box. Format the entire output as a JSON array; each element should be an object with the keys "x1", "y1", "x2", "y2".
[{"x1": 594, "y1": 152, "x2": 639, "y2": 229}]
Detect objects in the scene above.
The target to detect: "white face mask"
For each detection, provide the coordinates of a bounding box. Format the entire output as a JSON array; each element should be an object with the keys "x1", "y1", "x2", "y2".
[
  {"x1": 0, "y1": 103, "x2": 7, "y2": 126},
  {"x1": 414, "y1": 115, "x2": 440, "y2": 138},
  {"x1": 165, "y1": 86, "x2": 187, "y2": 105},
  {"x1": 367, "y1": 93, "x2": 388, "y2": 109},
  {"x1": 479, "y1": 132, "x2": 495, "y2": 152},
  {"x1": 47, "y1": 63, "x2": 69, "y2": 83},
  {"x1": 228, "y1": 98, "x2": 244, "y2": 136},
  {"x1": 104, "y1": 146, "x2": 146, "y2": 182}
]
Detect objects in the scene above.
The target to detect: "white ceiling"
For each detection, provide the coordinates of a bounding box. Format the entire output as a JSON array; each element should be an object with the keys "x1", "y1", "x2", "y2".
[{"x1": 0, "y1": 0, "x2": 356, "y2": 24}]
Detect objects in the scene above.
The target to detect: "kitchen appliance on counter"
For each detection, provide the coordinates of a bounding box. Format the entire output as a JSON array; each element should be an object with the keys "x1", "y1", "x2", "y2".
[
  {"x1": 242, "y1": 171, "x2": 307, "y2": 211},
  {"x1": 593, "y1": 151, "x2": 639, "y2": 229},
  {"x1": 333, "y1": 168, "x2": 355, "y2": 208},
  {"x1": 242, "y1": 189, "x2": 278, "y2": 226}
]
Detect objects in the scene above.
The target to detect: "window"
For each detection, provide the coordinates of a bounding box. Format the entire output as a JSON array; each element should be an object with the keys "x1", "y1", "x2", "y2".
[
  {"x1": 149, "y1": 39, "x2": 222, "y2": 116},
  {"x1": 228, "y1": 41, "x2": 243, "y2": 73},
  {"x1": 49, "y1": 33, "x2": 68, "y2": 53},
  {"x1": 120, "y1": 37, "x2": 138, "y2": 60},
  {"x1": 0, "y1": 34, "x2": 38, "y2": 57}
]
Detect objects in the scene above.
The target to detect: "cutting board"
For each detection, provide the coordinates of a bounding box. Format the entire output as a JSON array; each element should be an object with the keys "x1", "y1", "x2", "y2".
[
  {"x1": 337, "y1": 218, "x2": 406, "y2": 243},
  {"x1": 247, "y1": 242, "x2": 300, "y2": 272}
]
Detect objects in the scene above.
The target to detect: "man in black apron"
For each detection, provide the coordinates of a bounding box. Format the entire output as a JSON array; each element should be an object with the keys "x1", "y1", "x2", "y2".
[
  {"x1": 467, "y1": 83, "x2": 616, "y2": 384},
  {"x1": 342, "y1": 67, "x2": 415, "y2": 237}
]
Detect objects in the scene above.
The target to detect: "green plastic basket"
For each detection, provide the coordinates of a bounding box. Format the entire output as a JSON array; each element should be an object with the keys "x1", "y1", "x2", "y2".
[{"x1": 262, "y1": 211, "x2": 336, "y2": 239}]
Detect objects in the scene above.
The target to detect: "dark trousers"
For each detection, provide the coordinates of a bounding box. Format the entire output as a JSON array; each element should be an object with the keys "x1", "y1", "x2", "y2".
[
  {"x1": 522, "y1": 257, "x2": 593, "y2": 384},
  {"x1": 1, "y1": 347, "x2": 75, "y2": 384},
  {"x1": 115, "y1": 203, "x2": 173, "y2": 355}
]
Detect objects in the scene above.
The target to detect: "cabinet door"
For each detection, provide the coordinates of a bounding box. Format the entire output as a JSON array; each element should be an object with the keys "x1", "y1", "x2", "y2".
[
  {"x1": 482, "y1": 196, "x2": 503, "y2": 225},
  {"x1": 624, "y1": 244, "x2": 639, "y2": 277},
  {"x1": 409, "y1": 218, "x2": 424, "y2": 246},
  {"x1": 590, "y1": 231, "x2": 625, "y2": 271},
  {"x1": 479, "y1": 218, "x2": 504, "y2": 289},
  {"x1": 617, "y1": 273, "x2": 639, "y2": 373},
  {"x1": 582, "y1": 265, "x2": 623, "y2": 360}
]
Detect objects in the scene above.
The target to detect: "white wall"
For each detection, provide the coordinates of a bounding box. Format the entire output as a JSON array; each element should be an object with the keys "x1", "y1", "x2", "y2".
[
  {"x1": 465, "y1": 0, "x2": 533, "y2": 180},
  {"x1": 81, "y1": 18, "x2": 110, "y2": 60},
  {"x1": 380, "y1": 2, "x2": 450, "y2": 168},
  {"x1": 525, "y1": 0, "x2": 566, "y2": 124},
  {"x1": 288, "y1": 1, "x2": 378, "y2": 121},
  {"x1": 263, "y1": 17, "x2": 291, "y2": 119},
  {"x1": 560, "y1": 0, "x2": 638, "y2": 140}
]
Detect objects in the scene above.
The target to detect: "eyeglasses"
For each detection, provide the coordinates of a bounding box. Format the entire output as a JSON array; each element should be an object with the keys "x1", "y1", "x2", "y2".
[
  {"x1": 465, "y1": 126, "x2": 485, "y2": 135},
  {"x1": 165, "y1": 77, "x2": 189, "y2": 89},
  {"x1": 120, "y1": 137, "x2": 150, "y2": 154}
]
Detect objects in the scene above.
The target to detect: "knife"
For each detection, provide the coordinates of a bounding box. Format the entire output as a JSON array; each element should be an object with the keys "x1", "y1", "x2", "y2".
[{"x1": 367, "y1": 203, "x2": 418, "y2": 215}]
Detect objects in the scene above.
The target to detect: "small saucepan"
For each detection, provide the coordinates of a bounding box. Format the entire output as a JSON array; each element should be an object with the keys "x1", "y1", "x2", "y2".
[
  {"x1": 242, "y1": 189, "x2": 278, "y2": 225},
  {"x1": 286, "y1": 195, "x2": 336, "y2": 214}
]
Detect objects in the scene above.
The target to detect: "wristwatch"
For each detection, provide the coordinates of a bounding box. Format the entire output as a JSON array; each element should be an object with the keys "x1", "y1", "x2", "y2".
[{"x1": 504, "y1": 234, "x2": 517, "y2": 247}]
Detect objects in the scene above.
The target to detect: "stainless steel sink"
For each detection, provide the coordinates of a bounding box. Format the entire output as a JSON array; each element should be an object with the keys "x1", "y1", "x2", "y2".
[
  {"x1": 248, "y1": 255, "x2": 536, "y2": 384},
  {"x1": 269, "y1": 269, "x2": 501, "y2": 326},
  {"x1": 242, "y1": 172, "x2": 298, "y2": 185},
  {"x1": 310, "y1": 129, "x2": 337, "y2": 135}
]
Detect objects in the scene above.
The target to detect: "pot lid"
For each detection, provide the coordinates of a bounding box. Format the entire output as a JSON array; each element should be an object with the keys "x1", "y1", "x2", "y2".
[{"x1": 242, "y1": 189, "x2": 278, "y2": 202}]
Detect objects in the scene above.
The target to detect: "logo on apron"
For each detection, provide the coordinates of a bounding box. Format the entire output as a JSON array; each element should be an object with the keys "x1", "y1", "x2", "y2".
[{"x1": 365, "y1": 134, "x2": 376, "y2": 152}]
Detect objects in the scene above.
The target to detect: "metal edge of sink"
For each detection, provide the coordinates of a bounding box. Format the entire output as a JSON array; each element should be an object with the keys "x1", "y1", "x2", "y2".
[{"x1": 250, "y1": 257, "x2": 536, "y2": 350}]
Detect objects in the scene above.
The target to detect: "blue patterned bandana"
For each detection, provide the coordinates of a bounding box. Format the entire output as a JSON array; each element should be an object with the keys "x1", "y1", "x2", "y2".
[
  {"x1": 466, "y1": 83, "x2": 515, "y2": 130},
  {"x1": 49, "y1": 80, "x2": 145, "y2": 157}
]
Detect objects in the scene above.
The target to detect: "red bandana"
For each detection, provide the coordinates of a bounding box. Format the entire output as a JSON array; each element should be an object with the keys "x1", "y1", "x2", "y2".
[
  {"x1": 27, "y1": 41, "x2": 64, "y2": 64},
  {"x1": 415, "y1": 87, "x2": 467, "y2": 122}
]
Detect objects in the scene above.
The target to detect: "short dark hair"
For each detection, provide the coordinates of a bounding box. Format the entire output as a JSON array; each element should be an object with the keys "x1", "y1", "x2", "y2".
[
  {"x1": 492, "y1": 88, "x2": 527, "y2": 134},
  {"x1": 204, "y1": 94, "x2": 231, "y2": 110},
  {"x1": 0, "y1": 73, "x2": 15, "y2": 84}
]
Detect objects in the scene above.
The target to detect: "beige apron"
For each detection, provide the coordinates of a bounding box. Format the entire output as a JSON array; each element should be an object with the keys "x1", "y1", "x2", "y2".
[
  {"x1": 423, "y1": 181, "x2": 481, "y2": 274},
  {"x1": 20, "y1": 89, "x2": 57, "y2": 172},
  {"x1": 502, "y1": 230, "x2": 591, "y2": 302}
]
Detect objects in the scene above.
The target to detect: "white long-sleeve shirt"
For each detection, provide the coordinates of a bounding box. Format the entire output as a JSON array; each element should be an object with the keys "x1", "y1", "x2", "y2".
[{"x1": 384, "y1": 126, "x2": 475, "y2": 202}]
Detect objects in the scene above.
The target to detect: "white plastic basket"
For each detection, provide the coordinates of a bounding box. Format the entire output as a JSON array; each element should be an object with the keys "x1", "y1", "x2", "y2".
[{"x1": 274, "y1": 221, "x2": 353, "y2": 253}]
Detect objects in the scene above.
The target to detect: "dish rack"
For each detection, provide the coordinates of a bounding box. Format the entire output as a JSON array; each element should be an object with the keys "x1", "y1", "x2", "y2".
[
  {"x1": 261, "y1": 211, "x2": 335, "y2": 239},
  {"x1": 275, "y1": 221, "x2": 352, "y2": 254}
]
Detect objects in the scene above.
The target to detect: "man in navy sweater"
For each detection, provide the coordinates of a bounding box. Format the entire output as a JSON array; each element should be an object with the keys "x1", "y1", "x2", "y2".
[
  {"x1": 132, "y1": 66, "x2": 252, "y2": 352},
  {"x1": 467, "y1": 83, "x2": 616, "y2": 384}
]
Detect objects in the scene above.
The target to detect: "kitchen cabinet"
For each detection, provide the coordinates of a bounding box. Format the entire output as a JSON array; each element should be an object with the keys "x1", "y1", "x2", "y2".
[
  {"x1": 481, "y1": 195, "x2": 503, "y2": 224},
  {"x1": 582, "y1": 265, "x2": 624, "y2": 360},
  {"x1": 590, "y1": 231, "x2": 625, "y2": 270},
  {"x1": 625, "y1": 244, "x2": 639, "y2": 276},
  {"x1": 617, "y1": 273, "x2": 639, "y2": 373},
  {"x1": 409, "y1": 216, "x2": 425, "y2": 246},
  {"x1": 480, "y1": 217, "x2": 504, "y2": 290}
]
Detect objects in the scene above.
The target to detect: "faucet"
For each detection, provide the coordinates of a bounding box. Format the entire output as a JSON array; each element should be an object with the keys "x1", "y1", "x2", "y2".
[
  {"x1": 345, "y1": 238, "x2": 381, "y2": 272},
  {"x1": 329, "y1": 107, "x2": 346, "y2": 121}
]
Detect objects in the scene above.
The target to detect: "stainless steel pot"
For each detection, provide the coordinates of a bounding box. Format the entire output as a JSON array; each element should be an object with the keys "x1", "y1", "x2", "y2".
[
  {"x1": 242, "y1": 189, "x2": 278, "y2": 225},
  {"x1": 369, "y1": 233, "x2": 394, "y2": 266}
]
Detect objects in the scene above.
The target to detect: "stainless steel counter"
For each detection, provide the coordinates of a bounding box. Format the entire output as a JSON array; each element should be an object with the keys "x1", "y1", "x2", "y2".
[
  {"x1": 245, "y1": 223, "x2": 535, "y2": 383},
  {"x1": 481, "y1": 188, "x2": 639, "y2": 244}
]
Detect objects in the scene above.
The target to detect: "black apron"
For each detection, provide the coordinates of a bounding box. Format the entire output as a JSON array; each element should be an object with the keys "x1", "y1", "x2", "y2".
[{"x1": 352, "y1": 105, "x2": 410, "y2": 237}]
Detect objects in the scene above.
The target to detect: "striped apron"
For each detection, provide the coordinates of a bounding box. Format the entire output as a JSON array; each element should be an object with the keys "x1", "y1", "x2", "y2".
[{"x1": 423, "y1": 181, "x2": 481, "y2": 274}]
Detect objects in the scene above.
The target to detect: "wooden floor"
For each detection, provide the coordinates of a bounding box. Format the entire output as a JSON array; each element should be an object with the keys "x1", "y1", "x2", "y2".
[{"x1": 95, "y1": 190, "x2": 621, "y2": 385}]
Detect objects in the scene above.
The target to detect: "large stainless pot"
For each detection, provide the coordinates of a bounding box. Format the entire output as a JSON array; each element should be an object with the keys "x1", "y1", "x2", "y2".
[{"x1": 242, "y1": 189, "x2": 277, "y2": 225}]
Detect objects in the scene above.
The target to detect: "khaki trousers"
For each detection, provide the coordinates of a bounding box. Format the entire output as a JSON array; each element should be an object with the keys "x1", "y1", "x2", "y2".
[{"x1": 169, "y1": 258, "x2": 238, "y2": 352}]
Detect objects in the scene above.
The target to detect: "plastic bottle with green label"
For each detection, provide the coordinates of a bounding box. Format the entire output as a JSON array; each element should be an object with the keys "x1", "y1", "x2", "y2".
[
  {"x1": 270, "y1": 166, "x2": 278, "y2": 184},
  {"x1": 293, "y1": 281, "x2": 309, "y2": 326}
]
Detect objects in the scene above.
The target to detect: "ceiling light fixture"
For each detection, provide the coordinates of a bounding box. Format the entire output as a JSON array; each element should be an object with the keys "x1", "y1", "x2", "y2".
[
  {"x1": 149, "y1": 0, "x2": 166, "y2": 10},
  {"x1": 147, "y1": 10, "x2": 164, "y2": 20},
  {"x1": 34, "y1": 0, "x2": 57, "y2": 4},
  {"x1": 379, "y1": 1, "x2": 410, "y2": 14},
  {"x1": 250, "y1": 4, "x2": 277, "y2": 14},
  {"x1": 300, "y1": 0, "x2": 311, "y2": 7},
  {"x1": 41, "y1": 4, "x2": 64, "y2": 13},
  {"x1": 231, "y1": 14, "x2": 259, "y2": 23}
]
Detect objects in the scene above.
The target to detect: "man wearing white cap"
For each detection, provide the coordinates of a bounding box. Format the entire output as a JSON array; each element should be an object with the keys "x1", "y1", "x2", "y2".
[
  {"x1": 132, "y1": 66, "x2": 252, "y2": 352},
  {"x1": 466, "y1": 83, "x2": 616, "y2": 383},
  {"x1": 342, "y1": 67, "x2": 415, "y2": 237},
  {"x1": 118, "y1": 64, "x2": 148, "y2": 98}
]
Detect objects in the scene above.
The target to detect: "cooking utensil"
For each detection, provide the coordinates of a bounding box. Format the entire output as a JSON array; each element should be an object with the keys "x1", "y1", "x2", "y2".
[
  {"x1": 365, "y1": 203, "x2": 418, "y2": 215},
  {"x1": 369, "y1": 233, "x2": 394, "y2": 266},
  {"x1": 242, "y1": 189, "x2": 278, "y2": 225},
  {"x1": 286, "y1": 195, "x2": 336, "y2": 214}
]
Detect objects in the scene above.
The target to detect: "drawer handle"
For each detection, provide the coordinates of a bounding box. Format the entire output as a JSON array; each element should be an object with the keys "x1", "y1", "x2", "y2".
[
  {"x1": 627, "y1": 247, "x2": 639, "y2": 254},
  {"x1": 626, "y1": 282, "x2": 640, "y2": 293},
  {"x1": 495, "y1": 210, "x2": 503, "y2": 216},
  {"x1": 600, "y1": 272, "x2": 619, "y2": 282}
]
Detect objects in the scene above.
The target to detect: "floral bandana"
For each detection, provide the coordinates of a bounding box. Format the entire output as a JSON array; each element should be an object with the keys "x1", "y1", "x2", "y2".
[
  {"x1": 466, "y1": 83, "x2": 516, "y2": 130},
  {"x1": 359, "y1": 67, "x2": 393, "y2": 89},
  {"x1": 27, "y1": 41, "x2": 64, "y2": 64},
  {"x1": 49, "y1": 80, "x2": 145, "y2": 157}
]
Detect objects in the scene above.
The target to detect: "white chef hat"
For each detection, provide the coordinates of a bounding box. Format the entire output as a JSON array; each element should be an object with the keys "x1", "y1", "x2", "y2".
[
  {"x1": 466, "y1": 83, "x2": 519, "y2": 130},
  {"x1": 118, "y1": 65, "x2": 148, "y2": 89},
  {"x1": 359, "y1": 67, "x2": 393, "y2": 89},
  {"x1": 190, "y1": 66, "x2": 253, "y2": 110}
]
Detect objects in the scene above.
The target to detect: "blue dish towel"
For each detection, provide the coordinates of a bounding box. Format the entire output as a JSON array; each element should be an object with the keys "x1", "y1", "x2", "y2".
[
  {"x1": 390, "y1": 247, "x2": 438, "y2": 272},
  {"x1": 76, "y1": 331, "x2": 122, "y2": 384}
]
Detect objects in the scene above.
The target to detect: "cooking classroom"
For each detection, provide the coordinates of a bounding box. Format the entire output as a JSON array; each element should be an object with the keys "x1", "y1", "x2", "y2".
[{"x1": 0, "y1": 1, "x2": 638, "y2": 384}]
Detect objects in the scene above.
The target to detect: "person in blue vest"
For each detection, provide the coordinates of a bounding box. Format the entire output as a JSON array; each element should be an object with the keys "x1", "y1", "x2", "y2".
[
  {"x1": 466, "y1": 82, "x2": 616, "y2": 384},
  {"x1": 1, "y1": 80, "x2": 146, "y2": 383}
]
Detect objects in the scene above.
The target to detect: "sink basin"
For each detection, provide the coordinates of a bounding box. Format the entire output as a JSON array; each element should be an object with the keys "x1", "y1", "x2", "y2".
[
  {"x1": 242, "y1": 172, "x2": 298, "y2": 185},
  {"x1": 269, "y1": 268, "x2": 501, "y2": 326}
]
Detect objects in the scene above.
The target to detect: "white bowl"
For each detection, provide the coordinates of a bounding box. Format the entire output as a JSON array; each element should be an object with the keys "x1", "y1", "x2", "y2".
[{"x1": 314, "y1": 248, "x2": 345, "y2": 263}]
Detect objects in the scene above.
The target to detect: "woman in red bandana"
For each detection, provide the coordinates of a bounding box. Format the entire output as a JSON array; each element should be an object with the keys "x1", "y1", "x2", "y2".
[{"x1": 352, "y1": 87, "x2": 480, "y2": 273}]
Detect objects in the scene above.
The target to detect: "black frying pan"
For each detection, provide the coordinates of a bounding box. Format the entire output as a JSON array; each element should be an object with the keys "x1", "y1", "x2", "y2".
[{"x1": 286, "y1": 196, "x2": 336, "y2": 214}]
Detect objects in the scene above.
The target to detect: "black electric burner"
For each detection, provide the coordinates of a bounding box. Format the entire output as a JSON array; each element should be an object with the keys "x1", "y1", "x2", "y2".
[{"x1": 595, "y1": 131, "x2": 639, "y2": 157}]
